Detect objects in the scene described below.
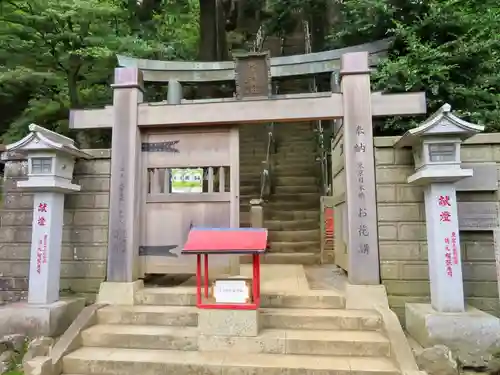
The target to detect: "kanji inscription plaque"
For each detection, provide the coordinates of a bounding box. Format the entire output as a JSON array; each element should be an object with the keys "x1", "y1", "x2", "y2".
[{"x1": 234, "y1": 52, "x2": 271, "y2": 99}]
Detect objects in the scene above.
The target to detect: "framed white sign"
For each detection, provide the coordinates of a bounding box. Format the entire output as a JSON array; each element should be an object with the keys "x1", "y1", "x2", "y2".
[{"x1": 213, "y1": 279, "x2": 252, "y2": 304}]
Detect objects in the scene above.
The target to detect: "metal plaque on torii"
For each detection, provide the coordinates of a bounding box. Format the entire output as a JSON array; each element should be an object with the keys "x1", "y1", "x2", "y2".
[{"x1": 234, "y1": 52, "x2": 272, "y2": 99}]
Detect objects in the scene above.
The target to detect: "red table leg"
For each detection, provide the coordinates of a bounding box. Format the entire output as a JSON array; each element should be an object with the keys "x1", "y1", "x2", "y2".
[
  {"x1": 255, "y1": 254, "x2": 261, "y2": 306},
  {"x1": 196, "y1": 254, "x2": 202, "y2": 306},
  {"x1": 204, "y1": 254, "x2": 209, "y2": 299}
]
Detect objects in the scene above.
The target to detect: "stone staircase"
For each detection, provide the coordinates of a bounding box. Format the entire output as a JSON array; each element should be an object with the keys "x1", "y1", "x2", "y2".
[
  {"x1": 239, "y1": 121, "x2": 321, "y2": 265},
  {"x1": 62, "y1": 285, "x2": 400, "y2": 375}
]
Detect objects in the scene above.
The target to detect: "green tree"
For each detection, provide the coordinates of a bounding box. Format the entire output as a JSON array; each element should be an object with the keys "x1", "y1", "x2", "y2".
[
  {"x1": 0, "y1": 0, "x2": 199, "y2": 145},
  {"x1": 329, "y1": 0, "x2": 500, "y2": 134}
]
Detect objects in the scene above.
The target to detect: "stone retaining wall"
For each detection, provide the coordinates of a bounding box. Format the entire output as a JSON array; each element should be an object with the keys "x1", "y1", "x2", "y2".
[
  {"x1": 375, "y1": 134, "x2": 500, "y2": 322},
  {"x1": 0, "y1": 150, "x2": 110, "y2": 303},
  {"x1": 1, "y1": 135, "x2": 499, "y2": 318}
]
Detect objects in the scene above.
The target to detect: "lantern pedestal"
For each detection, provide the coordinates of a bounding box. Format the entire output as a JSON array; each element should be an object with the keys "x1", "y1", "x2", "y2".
[{"x1": 406, "y1": 303, "x2": 500, "y2": 367}]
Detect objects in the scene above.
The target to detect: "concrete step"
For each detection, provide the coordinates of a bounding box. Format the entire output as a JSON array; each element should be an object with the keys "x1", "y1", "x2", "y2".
[
  {"x1": 63, "y1": 347, "x2": 399, "y2": 375},
  {"x1": 81, "y1": 325, "x2": 390, "y2": 357},
  {"x1": 240, "y1": 252, "x2": 320, "y2": 265},
  {"x1": 268, "y1": 241, "x2": 320, "y2": 253},
  {"x1": 138, "y1": 288, "x2": 345, "y2": 309},
  {"x1": 264, "y1": 219, "x2": 319, "y2": 231},
  {"x1": 98, "y1": 305, "x2": 198, "y2": 327},
  {"x1": 269, "y1": 229, "x2": 320, "y2": 242},
  {"x1": 261, "y1": 308, "x2": 383, "y2": 331}
]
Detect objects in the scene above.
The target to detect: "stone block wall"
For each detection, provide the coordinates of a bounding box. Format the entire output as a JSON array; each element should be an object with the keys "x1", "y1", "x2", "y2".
[
  {"x1": 0, "y1": 150, "x2": 110, "y2": 303},
  {"x1": 375, "y1": 135, "x2": 500, "y2": 322}
]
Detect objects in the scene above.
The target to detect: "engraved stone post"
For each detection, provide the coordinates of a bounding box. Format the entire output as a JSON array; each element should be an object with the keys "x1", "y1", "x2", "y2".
[
  {"x1": 106, "y1": 68, "x2": 144, "y2": 283},
  {"x1": 340, "y1": 52, "x2": 380, "y2": 284}
]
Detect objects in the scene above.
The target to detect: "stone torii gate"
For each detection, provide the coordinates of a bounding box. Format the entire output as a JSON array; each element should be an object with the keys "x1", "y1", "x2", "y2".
[{"x1": 70, "y1": 51, "x2": 426, "y2": 290}]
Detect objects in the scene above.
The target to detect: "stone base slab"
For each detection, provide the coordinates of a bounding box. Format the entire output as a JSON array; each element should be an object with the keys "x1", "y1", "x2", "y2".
[
  {"x1": 406, "y1": 303, "x2": 500, "y2": 367},
  {"x1": 198, "y1": 309, "x2": 261, "y2": 337},
  {"x1": 0, "y1": 297, "x2": 85, "y2": 337},
  {"x1": 97, "y1": 280, "x2": 143, "y2": 305}
]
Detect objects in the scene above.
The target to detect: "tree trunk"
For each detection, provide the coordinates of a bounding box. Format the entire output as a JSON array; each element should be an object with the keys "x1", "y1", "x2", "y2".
[
  {"x1": 199, "y1": 0, "x2": 218, "y2": 61},
  {"x1": 198, "y1": 0, "x2": 229, "y2": 97}
]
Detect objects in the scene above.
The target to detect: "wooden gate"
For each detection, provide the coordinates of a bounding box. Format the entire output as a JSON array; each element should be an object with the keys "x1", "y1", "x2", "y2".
[{"x1": 139, "y1": 126, "x2": 240, "y2": 276}]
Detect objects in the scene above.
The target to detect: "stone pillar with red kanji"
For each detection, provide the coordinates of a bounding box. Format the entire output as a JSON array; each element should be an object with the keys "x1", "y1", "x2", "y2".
[
  {"x1": 424, "y1": 184, "x2": 464, "y2": 312},
  {"x1": 29, "y1": 192, "x2": 66, "y2": 304}
]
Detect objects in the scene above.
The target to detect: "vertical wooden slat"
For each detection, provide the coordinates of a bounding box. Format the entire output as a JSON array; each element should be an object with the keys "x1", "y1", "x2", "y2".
[
  {"x1": 228, "y1": 126, "x2": 240, "y2": 275},
  {"x1": 219, "y1": 166, "x2": 226, "y2": 193},
  {"x1": 148, "y1": 169, "x2": 153, "y2": 194},
  {"x1": 208, "y1": 167, "x2": 214, "y2": 193},
  {"x1": 164, "y1": 168, "x2": 171, "y2": 194},
  {"x1": 151, "y1": 168, "x2": 161, "y2": 194}
]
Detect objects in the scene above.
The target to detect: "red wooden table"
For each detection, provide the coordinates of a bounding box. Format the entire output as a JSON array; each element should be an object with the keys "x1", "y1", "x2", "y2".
[{"x1": 182, "y1": 227, "x2": 268, "y2": 310}]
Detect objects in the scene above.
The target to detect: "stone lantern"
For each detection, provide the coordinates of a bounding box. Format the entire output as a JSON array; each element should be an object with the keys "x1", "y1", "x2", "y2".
[
  {"x1": 4, "y1": 124, "x2": 92, "y2": 305},
  {"x1": 395, "y1": 103, "x2": 483, "y2": 313},
  {"x1": 394, "y1": 105, "x2": 500, "y2": 366}
]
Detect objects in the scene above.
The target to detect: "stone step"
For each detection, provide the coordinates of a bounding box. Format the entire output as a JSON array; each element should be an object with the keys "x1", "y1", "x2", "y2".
[
  {"x1": 271, "y1": 193, "x2": 320, "y2": 202},
  {"x1": 81, "y1": 325, "x2": 390, "y2": 357},
  {"x1": 138, "y1": 288, "x2": 345, "y2": 309},
  {"x1": 276, "y1": 144, "x2": 318, "y2": 152},
  {"x1": 240, "y1": 170, "x2": 317, "y2": 178},
  {"x1": 274, "y1": 185, "x2": 320, "y2": 194},
  {"x1": 269, "y1": 229, "x2": 320, "y2": 242},
  {"x1": 242, "y1": 163, "x2": 318, "y2": 172},
  {"x1": 262, "y1": 308, "x2": 382, "y2": 331},
  {"x1": 274, "y1": 176, "x2": 317, "y2": 186},
  {"x1": 264, "y1": 219, "x2": 319, "y2": 231},
  {"x1": 98, "y1": 305, "x2": 198, "y2": 327},
  {"x1": 239, "y1": 158, "x2": 317, "y2": 167},
  {"x1": 241, "y1": 204, "x2": 319, "y2": 212},
  {"x1": 96, "y1": 305, "x2": 381, "y2": 331},
  {"x1": 82, "y1": 324, "x2": 198, "y2": 351},
  {"x1": 240, "y1": 178, "x2": 318, "y2": 186},
  {"x1": 268, "y1": 241, "x2": 320, "y2": 253},
  {"x1": 63, "y1": 347, "x2": 399, "y2": 375},
  {"x1": 241, "y1": 193, "x2": 320, "y2": 204},
  {"x1": 266, "y1": 201, "x2": 319, "y2": 211},
  {"x1": 240, "y1": 252, "x2": 320, "y2": 265},
  {"x1": 266, "y1": 210, "x2": 319, "y2": 221}
]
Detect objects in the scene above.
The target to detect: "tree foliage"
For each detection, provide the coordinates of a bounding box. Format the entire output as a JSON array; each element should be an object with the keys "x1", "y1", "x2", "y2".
[
  {"x1": 0, "y1": 0, "x2": 499, "y2": 143},
  {"x1": 0, "y1": 0, "x2": 199, "y2": 145},
  {"x1": 329, "y1": 0, "x2": 500, "y2": 133}
]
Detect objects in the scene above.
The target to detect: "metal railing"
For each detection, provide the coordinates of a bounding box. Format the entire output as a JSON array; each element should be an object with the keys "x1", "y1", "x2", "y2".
[
  {"x1": 303, "y1": 20, "x2": 331, "y2": 196},
  {"x1": 248, "y1": 23, "x2": 279, "y2": 202}
]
